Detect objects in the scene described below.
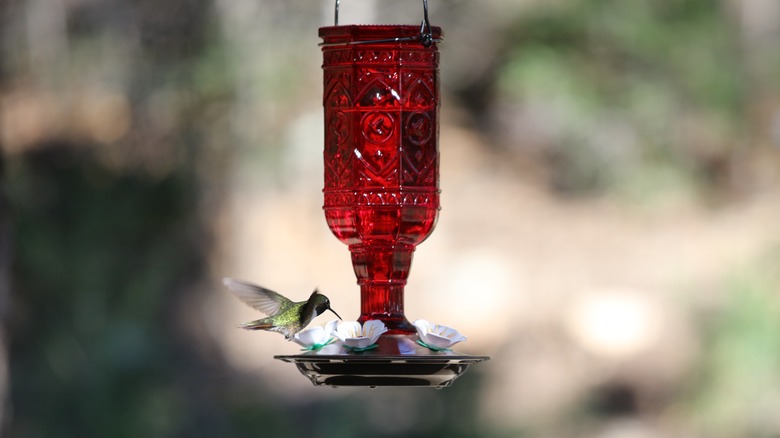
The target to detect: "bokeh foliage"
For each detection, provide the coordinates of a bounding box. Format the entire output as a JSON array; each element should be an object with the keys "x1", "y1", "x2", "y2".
[
  {"x1": 466, "y1": 0, "x2": 777, "y2": 199},
  {"x1": 7, "y1": 149, "x2": 203, "y2": 437},
  {"x1": 687, "y1": 246, "x2": 780, "y2": 437}
]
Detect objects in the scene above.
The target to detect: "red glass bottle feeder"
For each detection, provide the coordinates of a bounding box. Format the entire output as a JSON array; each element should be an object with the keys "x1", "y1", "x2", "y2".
[
  {"x1": 322, "y1": 27, "x2": 441, "y2": 335},
  {"x1": 277, "y1": 0, "x2": 488, "y2": 387}
]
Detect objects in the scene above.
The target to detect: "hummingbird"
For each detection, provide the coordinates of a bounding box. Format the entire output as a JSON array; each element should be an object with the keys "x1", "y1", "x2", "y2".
[{"x1": 222, "y1": 278, "x2": 342, "y2": 340}]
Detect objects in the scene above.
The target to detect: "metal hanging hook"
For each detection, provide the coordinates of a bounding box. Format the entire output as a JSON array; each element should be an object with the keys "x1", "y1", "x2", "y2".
[
  {"x1": 419, "y1": 0, "x2": 433, "y2": 47},
  {"x1": 331, "y1": 0, "x2": 437, "y2": 47}
]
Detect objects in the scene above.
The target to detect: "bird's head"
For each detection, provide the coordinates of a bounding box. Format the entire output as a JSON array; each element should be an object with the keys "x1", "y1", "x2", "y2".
[{"x1": 311, "y1": 290, "x2": 342, "y2": 320}]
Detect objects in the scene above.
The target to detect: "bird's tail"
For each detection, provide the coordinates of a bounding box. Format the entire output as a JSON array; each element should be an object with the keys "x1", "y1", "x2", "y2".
[{"x1": 239, "y1": 319, "x2": 273, "y2": 330}]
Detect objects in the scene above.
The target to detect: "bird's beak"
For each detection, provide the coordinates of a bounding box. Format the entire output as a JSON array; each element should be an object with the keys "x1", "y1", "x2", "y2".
[{"x1": 328, "y1": 306, "x2": 342, "y2": 320}]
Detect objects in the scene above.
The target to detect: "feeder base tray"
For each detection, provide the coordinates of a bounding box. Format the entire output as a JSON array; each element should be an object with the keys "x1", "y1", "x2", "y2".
[{"x1": 275, "y1": 334, "x2": 489, "y2": 388}]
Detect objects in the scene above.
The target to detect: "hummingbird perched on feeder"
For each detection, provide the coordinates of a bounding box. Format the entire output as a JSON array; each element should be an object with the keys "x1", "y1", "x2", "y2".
[{"x1": 222, "y1": 278, "x2": 342, "y2": 340}]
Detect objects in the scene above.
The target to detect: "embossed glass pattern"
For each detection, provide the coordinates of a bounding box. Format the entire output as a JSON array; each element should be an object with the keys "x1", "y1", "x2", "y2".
[{"x1": 320, "y1": 25, "x2": 442, "y2": 333}]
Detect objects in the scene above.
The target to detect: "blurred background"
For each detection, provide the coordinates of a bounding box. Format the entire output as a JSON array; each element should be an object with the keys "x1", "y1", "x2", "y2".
[{"x1": 2, "y1": 0, "x2": 780, "y2": 436}]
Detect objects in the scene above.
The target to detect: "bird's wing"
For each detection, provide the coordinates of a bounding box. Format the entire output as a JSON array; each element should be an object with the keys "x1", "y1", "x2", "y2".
[{"x1": 222, "y1": 278, "x2": 292, "y2": 316}]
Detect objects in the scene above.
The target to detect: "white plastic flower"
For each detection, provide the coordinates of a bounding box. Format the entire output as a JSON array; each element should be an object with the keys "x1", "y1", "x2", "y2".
[
  {"x1": 332, "y1": 320, "x2": 388, "y2": 351},
  {"x1": 292, "y1": 320, "x2": 339, "y2": 350},
  {"x1": 413, "y1": 319, "x2": 467, "y2": 351}
]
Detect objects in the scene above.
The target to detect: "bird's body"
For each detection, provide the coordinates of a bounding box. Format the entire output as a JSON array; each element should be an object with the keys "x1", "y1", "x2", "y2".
[{"x1": 223, "y1": 278, "x2": 341, "y2": 340}]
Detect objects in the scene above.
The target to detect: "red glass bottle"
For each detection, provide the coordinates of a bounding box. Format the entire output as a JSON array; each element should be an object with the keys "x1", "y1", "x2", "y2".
[{"x1": 320, "y1": 25, "x2": 443, "y2": 334}]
